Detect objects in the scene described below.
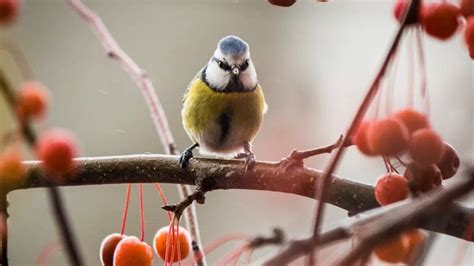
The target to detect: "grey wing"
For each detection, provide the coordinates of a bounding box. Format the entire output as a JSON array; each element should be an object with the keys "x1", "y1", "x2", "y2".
[{"x1": 182, "y1": 65, "x2": 207, "y2": 103}]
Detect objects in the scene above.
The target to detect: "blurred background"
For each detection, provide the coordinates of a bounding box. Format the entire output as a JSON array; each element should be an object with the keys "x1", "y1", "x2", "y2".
[{"x1": 0, "y1": 0, "x2": 472, "y2": 265}]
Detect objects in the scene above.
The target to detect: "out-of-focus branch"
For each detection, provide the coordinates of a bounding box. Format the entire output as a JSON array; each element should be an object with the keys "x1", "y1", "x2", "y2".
[
  {"x1": 6, "y1": 154, "x2": 473, "y2": 242},
  {"x1": 0, "y1": 70, "x2": 82, "y2": 266},
  {"x1": 262, "y1": 168, "x2": 474, "y2": 265},
  {"x1": 64, "y1": 0, "x2": 205, "y2": 264}
]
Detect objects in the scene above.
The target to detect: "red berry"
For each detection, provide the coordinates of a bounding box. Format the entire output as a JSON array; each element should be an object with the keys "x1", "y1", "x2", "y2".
[
  {"x1": 153, "y1": 226, "x2": 191, "y2": 262},
  {"x1": 0, "y1": 0, "x2": 20, "y2": 26},
  {"x1": 392, "y1": 108, "x2": 430, "y2": 135},
  {"x1": 267, "y1": 0, "x2": 296, "y2": 7},
  {"x1": 461, "y1": 0, "x2": 474, "y2": 18},
  {"x1": 113, "y1": 236, "x2": 153, "y2": 266},
  {"x1": 16, "y1": 81, "x2": 49, "y2": 120},
  {"x1": 404, "y1": 163, "x2": 442, "y2": 192},
  {"x1": 367, "y1": 118, "x2": 409, "y2": 156},
  {"x1": 100, "y1": 233, "x2": 125, "y2": 266},
  {"x1": 409, "y1": 129, "x2": 444, "y2": 166},
  {"x1": 0, "y1": 147, "x2": 26, "y2": 185},
  {"x1": 421, "y1": 3, "x2": 461, "y2": 40},
  {"x1": 465, "y1": 17, "x2": 474, "y2": 59},
  {"x1": 436, "y1": 143, "x2": 460, "y2": 180},
  {"x1": 353, "y1": 121, "x2": 377, "y2": 156},
  {"x1": 402, "y1": 229, "x2": 426, "y2": 263},
  {"x1": 393, "y1": 0, "x2": 409, "y2": 22},
  {"x1": 374, "y1": 234, "x2": 408, "y2": 263},
  {"x1": 36, "y1": 129, "x2": 78, "y2": 181},
  {"x1": 375, "y1": 173, "x2": 409, "y2": 206}
]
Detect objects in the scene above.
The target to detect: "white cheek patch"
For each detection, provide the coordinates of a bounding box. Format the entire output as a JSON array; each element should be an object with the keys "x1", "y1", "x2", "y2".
[{"x1": 206, "y1": 61, "x2": 230, "y2": 91}]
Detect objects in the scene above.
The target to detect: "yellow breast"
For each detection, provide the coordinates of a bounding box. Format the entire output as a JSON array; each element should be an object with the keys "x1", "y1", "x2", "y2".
[{"x1": 181, "y1": 78, "x2": 267, "y2": 154}]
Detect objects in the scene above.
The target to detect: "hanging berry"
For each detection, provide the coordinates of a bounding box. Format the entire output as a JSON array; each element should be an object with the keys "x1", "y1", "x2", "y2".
[
  {"x1": 366, "y1": 118, "x2": 409, "y2": 156},
  {"x1": 153, "y1": 225, "x2": 191, "y2": 263},
  {"x1": 436, "y1": 143, "x2": 460, "y2": 180},
  {"x1": 113, "y1": 236, "x2": 153, "y2": 266},
  {"x1": 461, "y1": 0, "x2": 474, "y2": 18},
  {"x1": 374, "y1": 173, "x2": 409, "y2": 206},
  {"x1": 408, "y1": 129, "x2": 444, "y2": 166},
  {"x1": 404, "y1": 163, "x2": 442, "y2": 192},
  {"x1": 392, "y1": 108, "x2": 430, "y2": 135},
  {"x1": 0, "y1": 0, "x2": 20, "y2": 26},
  {"x1": 353, "y1": 121, "x2": 377, "y2": 156},
  {"x1": 267, "y1": 0, "x2": 296, "y2": 7},
  {"x1": 420, "y1": 3, "x2": 461, "y2": 40},
  {"x1": 0, "y1": 146, "x2": 26, "y2": 185},
  {"x1": 100, "y1": 233, "x2": 125, "y2": 266},
  {"x1": 374, "y1": 234, "x2": 408, "y2": 263}
]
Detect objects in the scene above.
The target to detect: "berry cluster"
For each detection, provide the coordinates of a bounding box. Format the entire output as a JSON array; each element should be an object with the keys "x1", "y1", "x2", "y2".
[
  {"x1": 394, "y1": 0, "x2": 474, "y2": 59},
  {"x1": 0, "y1": 81, "x2": 78, "y2": 186},
  {"x1": 100, "y1": 226, "x2": 191, "y2": 266}
]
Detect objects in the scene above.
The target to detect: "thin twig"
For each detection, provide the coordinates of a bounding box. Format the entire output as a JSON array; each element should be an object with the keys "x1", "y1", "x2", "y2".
[
  {"x1": 307, "y1": 1, "x2": 421, "y2": 264},
  {"x1": 8, "y1": 154, "x2": 473, "y2": 242},
  {"x1": 285, "y1": 135, "x2": 352, "y2": 162},
  {"x1": 64, "y1": 0, "x2": 205, "y2": 264}
]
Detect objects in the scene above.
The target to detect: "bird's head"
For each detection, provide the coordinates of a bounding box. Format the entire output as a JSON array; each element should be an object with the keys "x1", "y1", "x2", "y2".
[{"x1": 204, "y1": 36, "x2": 257, "y2": 92}]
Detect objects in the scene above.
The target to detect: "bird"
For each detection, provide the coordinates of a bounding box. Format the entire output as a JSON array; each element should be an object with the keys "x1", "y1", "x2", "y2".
[{"x1": 180, "y1": 35, "x2": 267, "y2": 172}]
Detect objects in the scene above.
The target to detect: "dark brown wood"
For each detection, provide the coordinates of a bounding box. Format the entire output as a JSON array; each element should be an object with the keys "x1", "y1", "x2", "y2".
[{"x1": 8, "y1": 154, "x2": 473, "y2": 242}]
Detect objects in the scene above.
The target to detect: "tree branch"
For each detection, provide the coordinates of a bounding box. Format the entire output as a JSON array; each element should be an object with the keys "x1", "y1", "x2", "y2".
[{"x1": 6, "y1": 154, "x2": 473, "y2": 242}]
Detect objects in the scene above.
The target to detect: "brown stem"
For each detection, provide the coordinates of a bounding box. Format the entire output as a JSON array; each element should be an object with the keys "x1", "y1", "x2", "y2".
[
  {"x1": 6, "y1": 154, "x2": 473, "y2": 242},
  {"x1": 286, "y1": 135, "x2": 351, "y2": 162}
]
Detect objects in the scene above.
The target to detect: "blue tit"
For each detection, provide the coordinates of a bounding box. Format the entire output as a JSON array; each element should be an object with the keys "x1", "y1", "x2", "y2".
[{"x1": 180, "y1": 35, "x2": 267, "y2": 171}]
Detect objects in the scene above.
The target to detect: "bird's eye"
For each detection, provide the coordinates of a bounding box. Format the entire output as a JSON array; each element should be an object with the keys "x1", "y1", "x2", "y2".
[
  {"x1": 240, "y1": 59, "x2": 250, "y2": 71},
  {"x1": 216, "y1": 60, "x2": 231, "y2": 71}
]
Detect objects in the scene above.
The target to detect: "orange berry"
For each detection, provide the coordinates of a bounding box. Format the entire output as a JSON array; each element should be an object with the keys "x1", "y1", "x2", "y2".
[
  {"x1": 0, "y1": 147, "x2": 26, "y2": 185},
  {"x1": 374, "y1": 234, "x2": 407, "y2": 263},
  {"x1": 0, "y1": 0, "x2": 20, "y2": 26},
  {"x1": 461, "y1": 0, "x2": 474, "y2": 18},
  {"x1": 36, "y1": 129, "x2": 78, "y2": 181},
  {"x1": 436, "y1": 143, "x2": 460, "y2": 180},
  {"x1": 16, "y1": 81, "x2": 49, "y2": 120},
  {"x1": 421, "y1": 3, "x2": 461, "y2": 40},
  {"x1": 404, "y1": 163, "x2": 442, "y2": 192},
  {"x1": 374, "y1": 173, "x2": 409, "y2": 206},
  {"x1": 392, "y1": 108, "x2": 430, "y2": 135},
  {"x1": 100, "y1": 233, "x2": 125, "y2": 266},
  {"x1": 367, "y1": 118, "x2": 409, "y2": 156},
  {"x1": 267, "y1": 0, "x2": 296, "y2": 7},
  {"x1": 154, "y1": 226, "x2": 191, "y2": 262},
  {"x1": 409, "y1": 129, "x2": 444, "y2": 166},
  {"x1": 113, "y1": 236, "x2": 153, "y2": 266},
  {"x1": 393, "y1": 0, "x2": 409, "y2": 22},
  {"x1": 402, "y1": 229, "x2": 426, "y2": 263},
  {"x1": 353, "y1": 121, "x2": 377, "y2": 156}
]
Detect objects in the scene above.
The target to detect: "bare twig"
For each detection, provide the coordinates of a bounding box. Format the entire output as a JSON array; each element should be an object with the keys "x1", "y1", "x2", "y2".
[
  {"x1": 0, "y1": 70, "x2": 83, "y2": 266},
  {"x1": 64, "y1": 0, "x2": 205, "y2": 264},
  {"x1": 5, "y1": 154, "x2": 472, "y2": 242},
  {"x1": 264, "y1": 169, "x2": 474, "y2": 265},
  {"x1": 308, "y1": 0, "x2": 421, "y2": 263},
  {"x1": 285, "y1": 135, "x2": 351, "y2": 162}
]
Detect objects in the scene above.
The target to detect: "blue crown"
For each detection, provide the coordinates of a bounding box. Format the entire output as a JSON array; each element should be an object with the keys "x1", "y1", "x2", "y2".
[{"x1": 218, "y1": 36, "x2": 248, "y2": 56}]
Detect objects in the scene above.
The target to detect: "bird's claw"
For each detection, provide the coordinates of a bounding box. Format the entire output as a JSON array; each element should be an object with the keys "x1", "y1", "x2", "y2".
[
  {"x1": 179, "y1": 149, "x2": 193, "y2": 169},
  {"x1": 244, "y1": 152, "x2": 256, "y2": 174}
]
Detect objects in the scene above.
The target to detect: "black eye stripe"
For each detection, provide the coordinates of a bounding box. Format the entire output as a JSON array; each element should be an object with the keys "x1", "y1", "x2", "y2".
[
  {"x1": 214, "y1": 58, "x2": 231, "y2": 71},
  {"x1": 240, "y1": 59, "x2": 250, "y2": 71}
]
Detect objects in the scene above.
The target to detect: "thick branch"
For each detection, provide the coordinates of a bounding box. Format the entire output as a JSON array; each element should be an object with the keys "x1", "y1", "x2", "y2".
[{"x1": 7, "y1": 154, "x2": 473, "y2": 241}]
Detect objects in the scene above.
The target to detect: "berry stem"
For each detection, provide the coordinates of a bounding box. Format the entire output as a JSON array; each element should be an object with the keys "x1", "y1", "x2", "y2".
[
  {"x1": 407, "y1": 28, "x2": 415, "y2": 108},
  {"x1": 415, "y1": 27, "x2": 430, "y2": 118},
  {"x1": 120, "y1": 184, "x2": 132, "y2": 236},
  {"x1": 139, "y1": 183, "x2": 145, "y2": 242},
  {"x1": 155, "y1": 183, "x2": 172, "y2": 221}
]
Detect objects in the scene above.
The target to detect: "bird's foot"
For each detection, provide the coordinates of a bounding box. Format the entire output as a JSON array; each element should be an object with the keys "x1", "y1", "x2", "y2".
[
  {"x1": 243, "y1": 152, "x2": 256, "y2": 174},
  {"x1": 179, "y1": 149, "x2": 194, "y2": 169}
]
